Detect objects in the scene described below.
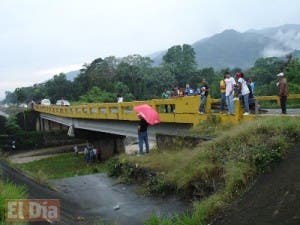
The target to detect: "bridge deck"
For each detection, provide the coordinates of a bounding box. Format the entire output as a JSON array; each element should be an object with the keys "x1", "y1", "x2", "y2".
[{"x1": 34, "y1": 94, "x2": 300, "y2": 126}]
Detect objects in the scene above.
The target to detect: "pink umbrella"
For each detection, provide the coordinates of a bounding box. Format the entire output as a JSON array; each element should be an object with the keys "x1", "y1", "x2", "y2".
[{"x1": 134, "y1": 104, "x2": 160, "y2": 125}]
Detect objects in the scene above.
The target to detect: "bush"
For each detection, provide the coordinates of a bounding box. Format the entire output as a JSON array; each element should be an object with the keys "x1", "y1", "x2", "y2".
[
  {"x1": 109, "y1": 117, "x2": 300, "y2": 225},
  {"x1": 0, "y1": 179, "x2": 28, "y2": 225}
]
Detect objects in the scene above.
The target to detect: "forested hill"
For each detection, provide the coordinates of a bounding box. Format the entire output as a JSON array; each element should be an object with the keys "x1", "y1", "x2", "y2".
[
  {"x1": 152, "y1": 24, "x2": 300, "y2": 69},
  {"x1": 3, "y1": 51, "x2": 300, "y2": 106},
  {"x1": 2, "y1": 25, "x2": 300, "y2": 105}
]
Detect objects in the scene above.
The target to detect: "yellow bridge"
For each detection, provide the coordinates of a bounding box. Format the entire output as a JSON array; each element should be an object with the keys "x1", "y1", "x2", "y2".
[{"x1": 34, "y1": 94, "x2": 300, "y2": 126}]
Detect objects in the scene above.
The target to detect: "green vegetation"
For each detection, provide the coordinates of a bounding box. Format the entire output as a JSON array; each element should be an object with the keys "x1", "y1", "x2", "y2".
[
  {"x1": 107, "y1": 117, "x2": 300, "y2": 225},
  {"x1": 16, "y1": 153, "x2": 108, "y2": 181},
  {"x1": 0, "y1": 179, "x2": 28, "y2": 225},
  {"x1": 3, "y1": 41, "x2": 300, "y2": 107}
]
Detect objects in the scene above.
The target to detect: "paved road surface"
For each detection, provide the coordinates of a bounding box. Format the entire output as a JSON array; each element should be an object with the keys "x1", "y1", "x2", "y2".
[{"x1": 264, "y1": 108, "x2": 300, "y2": 114}]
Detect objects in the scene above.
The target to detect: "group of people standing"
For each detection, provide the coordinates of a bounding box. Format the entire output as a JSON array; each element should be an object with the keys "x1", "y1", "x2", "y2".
[
  {"x1": 139, "y1": 71, "x2": 288, "y2": 155},
  {"x1": 162, "y1": 70, "x2": 288, "y2": 115},
  {"x1": 161, "y1": 79, "x2": 210, "y2": 114},
  {"x1": 220, "y1": 72, "x2": 254, "y2": 115}
]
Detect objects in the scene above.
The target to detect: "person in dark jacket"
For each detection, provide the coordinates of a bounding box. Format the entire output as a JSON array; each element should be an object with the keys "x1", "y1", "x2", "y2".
[
  {"x1": 137, "y1": 114, "x2": 149, "y2": 155},
  {"x1": 277, "y1": 72, "x2": 288, "y2": 114},
  {"x1": 199, "y1": 79, "x2": 210, "y2": 114}
]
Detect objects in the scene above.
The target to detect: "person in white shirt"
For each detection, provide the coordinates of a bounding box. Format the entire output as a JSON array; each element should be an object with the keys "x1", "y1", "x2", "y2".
[
  {"x1": 224, "y1": 72, "x2": 236, "y2": 115},
  {"x1": 117, "y1": 94, "x2": 123, "y2": 103},
  {"x1": 237, "y1": 72, "x2": 250, "y2": 115}
]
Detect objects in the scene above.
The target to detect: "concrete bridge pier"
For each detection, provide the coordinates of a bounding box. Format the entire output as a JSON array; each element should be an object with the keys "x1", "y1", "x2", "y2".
[
  {"x1": 74, "y1": 129, "x2": 125, "y2": 159},
  {"x1": 36, "y1": 117, "x2": 68, "y2": 132}
]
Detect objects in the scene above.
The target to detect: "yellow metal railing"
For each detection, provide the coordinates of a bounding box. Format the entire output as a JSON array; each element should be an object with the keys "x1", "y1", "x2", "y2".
[
  {"x1": 34, "y1": 94, "x2": 300, "y2": 126},
  {"x1": 255, "y1": 94, "x2": 300, "y2": 105},
  {"x1": 35, "y1": 96, "x2": 203, "y2": 125}
]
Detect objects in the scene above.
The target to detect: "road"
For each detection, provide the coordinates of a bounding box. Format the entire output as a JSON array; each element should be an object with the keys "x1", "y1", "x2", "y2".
[{"x1": 263, "y1": 108, "x2": 300, "y2": 114}]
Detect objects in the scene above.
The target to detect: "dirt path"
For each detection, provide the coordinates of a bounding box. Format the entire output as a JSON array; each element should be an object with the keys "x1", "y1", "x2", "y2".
[
  {"x1": 9, "y1": 145, "x2": 76, "y2": 164},
  {"x1": 212, "y1": 144, "x2": 300, "y2": 225}
]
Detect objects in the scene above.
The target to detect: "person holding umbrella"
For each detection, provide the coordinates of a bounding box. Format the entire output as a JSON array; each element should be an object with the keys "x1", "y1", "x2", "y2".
[
  {"x1": 137, "y1": 113, "x2": 150, "y2": 155},
  {"x1": 134, "y1": 104, "x2": 160, "y2": 155}
]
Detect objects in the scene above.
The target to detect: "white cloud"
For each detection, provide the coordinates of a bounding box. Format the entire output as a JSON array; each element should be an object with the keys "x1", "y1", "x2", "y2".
[
  {"x1": 0, "y1": 0, "x2": 300, "y2": 100},
  {"x1": 33, "y1": 64, "x2": 83, "y2": 78},
  {"x1": 0, "y1": 81, "x2": 33, "y2": 100}
]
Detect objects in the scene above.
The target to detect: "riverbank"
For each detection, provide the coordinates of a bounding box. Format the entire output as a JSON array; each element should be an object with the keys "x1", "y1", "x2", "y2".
[
  {"x1": 2, "y1": 151, "x2": 190, "y2": 225},
  {"x1": 107, "y1": 117, "x2": 300, "y2": 225}
]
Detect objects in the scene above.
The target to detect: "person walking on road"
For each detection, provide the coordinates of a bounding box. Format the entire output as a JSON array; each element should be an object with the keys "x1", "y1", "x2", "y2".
[
  {"x1": 137, "y1": 114, "x2": 149, "y2": 155},
  {"x1": 277, "y1": 72, "x2": 288, "y2": 114}
]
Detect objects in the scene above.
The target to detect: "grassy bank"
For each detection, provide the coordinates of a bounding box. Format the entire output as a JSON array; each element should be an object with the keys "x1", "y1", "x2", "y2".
[
  {"x1": 0, "y1": 179, "x2": 28, "y2": 225},
  {"x1": 108, "y1": 117, "x2": 300, "y2": 225},
  {"x1": 15, "y1": 153, "x2": 108, "y2": 182}
]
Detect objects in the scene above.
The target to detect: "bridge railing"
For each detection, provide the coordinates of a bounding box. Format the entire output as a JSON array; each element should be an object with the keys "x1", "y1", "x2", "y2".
[
  {"x1": 34, "y1": 94, "x2": 300, "y2": 125},
  {"x1": 34, "y1": 96, "x2": 204, "y2": 125}
]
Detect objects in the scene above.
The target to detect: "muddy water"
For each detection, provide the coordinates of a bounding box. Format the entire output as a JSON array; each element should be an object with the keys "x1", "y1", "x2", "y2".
[{"x1": 50, "y1": 174, "x2": 190, "y2": 225}]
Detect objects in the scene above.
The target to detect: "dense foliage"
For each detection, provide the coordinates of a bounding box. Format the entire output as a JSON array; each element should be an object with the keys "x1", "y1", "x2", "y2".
[{"x1": 2, "y1": 45, "x2": 300, "y2": 105}]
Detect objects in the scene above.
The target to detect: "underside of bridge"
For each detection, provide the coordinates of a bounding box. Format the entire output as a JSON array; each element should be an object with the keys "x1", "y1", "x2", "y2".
[
  {"x1": 38, "y1": 113, "x2": 192, "y2": 141},
  {"x1": 36, "y1": 115, "x2": 127, "y2": 158}
]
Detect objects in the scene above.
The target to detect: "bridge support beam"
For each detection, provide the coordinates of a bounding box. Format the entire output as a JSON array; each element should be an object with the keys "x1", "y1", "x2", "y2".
[
  {"x1": 74, "y1": 129, "x2": 125, "y2": 159},
  {"x1": 36, "y1": 117, "x2": 68, "y2": 132}
]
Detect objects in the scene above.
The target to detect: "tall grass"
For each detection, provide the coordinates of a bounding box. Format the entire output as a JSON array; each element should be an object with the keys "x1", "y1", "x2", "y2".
[
  {"x1": 16, "y1": 153, "x2": 108, "y2": 181},
  {"x1": 110, "y1": 117, "x2": 300, "y2": 225},
  {"x1": 0, "y1": 178, "x2": 28, "y2": 225}
]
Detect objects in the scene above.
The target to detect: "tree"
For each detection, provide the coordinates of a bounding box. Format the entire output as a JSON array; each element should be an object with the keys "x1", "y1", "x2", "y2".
[
  {"x1": 284, "y1": 58, "x2": 300, "y2": 94},
  {"x1": 248, "y1": 57, "x2": 286, "y2": 86},
  {"x1": 79, "y1": 86, "x2": 115, "y2": 103},
  {"x1": 162, "y1": 44, "x2": 197, "y2": 86},
  {"x1": 0, "y1": 116, "x2": 6, "y2": 134},
  {"x1": 15, "y1": 88, "x2": 26, "y2": 104},
  {"x1": 45, "y1": 73, "x2": 73, "y2": 102},
  {"x1": 114, "y1": 82, "x2": 134, "y2": 101},
  {"x1": 4, "y1": 91, "x2": 17, "y2": 104},
  {"x1": 5, "y1": 116, "x2": 21, "y2": 134}
]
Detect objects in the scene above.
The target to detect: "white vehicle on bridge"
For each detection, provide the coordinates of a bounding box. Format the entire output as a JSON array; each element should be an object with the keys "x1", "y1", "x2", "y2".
[
  {"x1": 41, "y1": 99, "x2": 51, "y2": 106},
  {"x1": 56, "y1": 99, "x2": 70, "y2": 106}
]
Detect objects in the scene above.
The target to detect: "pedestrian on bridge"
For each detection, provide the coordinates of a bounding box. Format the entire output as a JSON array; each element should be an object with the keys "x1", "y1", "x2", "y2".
[
  {"x1": 224, "y1": 72, "x2": 236, "y2": 115},
  {"x1": 277, "y1": 72, "x2": 288, "y2": 114},
  {"x1": 161, "y1": 88, "x2": 170, "y2": 113},
  {"x1": 237, "y1": 72, "x2": 250, "y2": 116},
  {"x1": 220, "y1": 75, "x2": 226, "y2": 113},
  {"x1": 199, "y1": 79, "x2": 210, "y2": 114}
]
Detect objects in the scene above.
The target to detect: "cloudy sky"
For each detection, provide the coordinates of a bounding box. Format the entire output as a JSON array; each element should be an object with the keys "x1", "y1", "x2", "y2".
[{"x1": 1, "y1": 0, "x2": 299, "y2": 100}]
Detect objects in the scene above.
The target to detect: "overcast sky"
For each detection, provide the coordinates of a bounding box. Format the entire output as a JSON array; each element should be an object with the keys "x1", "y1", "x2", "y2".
[{"x1": 1, "y1": 0, "x2": 299, "y2": 100}]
